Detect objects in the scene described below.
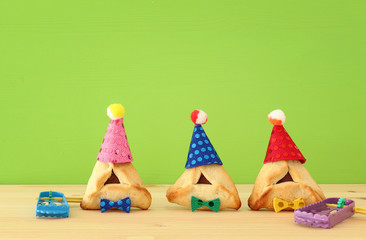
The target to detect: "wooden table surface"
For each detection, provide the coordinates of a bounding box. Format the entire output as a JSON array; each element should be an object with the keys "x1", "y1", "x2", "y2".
[{"x1": 0, "y1": 184, "x2": 365, "y2": 240}]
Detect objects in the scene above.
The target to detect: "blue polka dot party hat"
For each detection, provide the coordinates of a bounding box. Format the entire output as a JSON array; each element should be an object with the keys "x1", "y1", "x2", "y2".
[{"x1": 185, "y1": 110, "x2": 223, "y2": 169}]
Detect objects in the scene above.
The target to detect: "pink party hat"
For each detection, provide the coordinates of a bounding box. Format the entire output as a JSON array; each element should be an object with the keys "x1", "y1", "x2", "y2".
[{"x1": 97, "y1": 104, "x2": 133, "y2": 163}]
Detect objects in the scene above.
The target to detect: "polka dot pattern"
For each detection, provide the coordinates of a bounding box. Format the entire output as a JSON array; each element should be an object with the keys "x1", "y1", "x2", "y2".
[
  {"x1": 100, "y1": 197, "x2": 131, "y2": 213},
  {"x1": 185, "y1": 124, "x2": 223, "y2": 168},
  {"x1": 264, "y1": 125, "x2": 306, "y2": 164},
  {"x1": 97, "y1": 119, "x2": 133, "y2": 163}
]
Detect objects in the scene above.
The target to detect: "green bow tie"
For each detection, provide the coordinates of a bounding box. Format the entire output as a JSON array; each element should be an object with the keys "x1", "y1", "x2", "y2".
[{"x1": 191, "y1": 196, "x2": 221, "y2": 212}]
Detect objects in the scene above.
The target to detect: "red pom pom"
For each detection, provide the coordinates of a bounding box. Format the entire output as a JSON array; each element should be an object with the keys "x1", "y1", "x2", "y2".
[{"x1": 191, "y1": 110, "x2": 208, "y2": 125}]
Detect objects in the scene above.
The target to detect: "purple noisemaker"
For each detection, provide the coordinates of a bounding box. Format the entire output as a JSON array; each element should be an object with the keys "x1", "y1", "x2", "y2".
[{"x1": 294, "y1": 198, "x2": 355, "y2": 229}]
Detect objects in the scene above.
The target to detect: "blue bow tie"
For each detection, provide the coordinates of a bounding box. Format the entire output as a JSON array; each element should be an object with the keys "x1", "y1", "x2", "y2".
[{"x1": 100, "y1": 197, "x2": 131, "y2": 213}]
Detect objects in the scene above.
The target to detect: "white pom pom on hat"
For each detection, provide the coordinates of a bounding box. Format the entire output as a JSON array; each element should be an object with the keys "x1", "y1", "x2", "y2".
[
  {"x1": 191, "y1": 110, "x2": 208, "y2": 125},
  {"x1": 268, "y1": 109, "x2": 286, "y2": 125}
]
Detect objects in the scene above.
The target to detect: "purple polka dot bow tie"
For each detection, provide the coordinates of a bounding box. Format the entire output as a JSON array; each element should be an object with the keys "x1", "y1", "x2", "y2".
[{"x1": 100, "y1": 197, "x2": 131, "y2": 213}]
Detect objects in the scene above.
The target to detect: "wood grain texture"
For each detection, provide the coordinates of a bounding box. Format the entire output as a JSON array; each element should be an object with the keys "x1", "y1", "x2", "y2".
[{"x1": 0, "y1": 184, "x2": 365, "y2": 239}]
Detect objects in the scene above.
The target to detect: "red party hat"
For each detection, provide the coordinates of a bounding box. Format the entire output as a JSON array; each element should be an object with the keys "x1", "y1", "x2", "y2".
[{"x1": 264, "y1": 110, "x2": 306, "y2": 164}]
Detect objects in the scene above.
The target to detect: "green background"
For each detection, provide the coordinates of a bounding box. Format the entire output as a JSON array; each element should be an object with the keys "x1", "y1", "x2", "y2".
[{"x1": 1, "y1": 0, "x2": 365, "y2": 184}]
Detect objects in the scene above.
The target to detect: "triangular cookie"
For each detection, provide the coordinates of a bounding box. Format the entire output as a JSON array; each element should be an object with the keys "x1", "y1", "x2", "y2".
[
  {"x1": 248, "y1": 160, "x2": 325, "y2": 210},
  {"x1": 248, "y1": 110, "x2": 325, "y2": 210},
  {"x1": 167, "y1": 164, "x2": 241, "y2": 210},
  {"x1": 166, "y1": 110, "x2": 241, "y2": 210},
  {"x1": 80, "y1": 104, "x2": 151, "y2": 210},
  {"x1": 80, "y1": 161, "x2": 151, "y2": 210}
]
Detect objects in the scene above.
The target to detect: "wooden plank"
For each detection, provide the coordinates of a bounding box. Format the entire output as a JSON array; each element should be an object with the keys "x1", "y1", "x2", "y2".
[{"x1": 0, "y1": 185, "x2": 365, "y2": 239}]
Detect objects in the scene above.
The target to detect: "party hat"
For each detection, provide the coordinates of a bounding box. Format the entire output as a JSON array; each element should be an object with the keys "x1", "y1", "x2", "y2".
[
  {"x1": 97, "y1": 104, "x2": 133, "y2": 163},
  {"x1": 264, "y1": 109, "x2": 306, "y2": 164},
  {"x1": 185, "y1": 110, "x2": 223, "y2": 168}
]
